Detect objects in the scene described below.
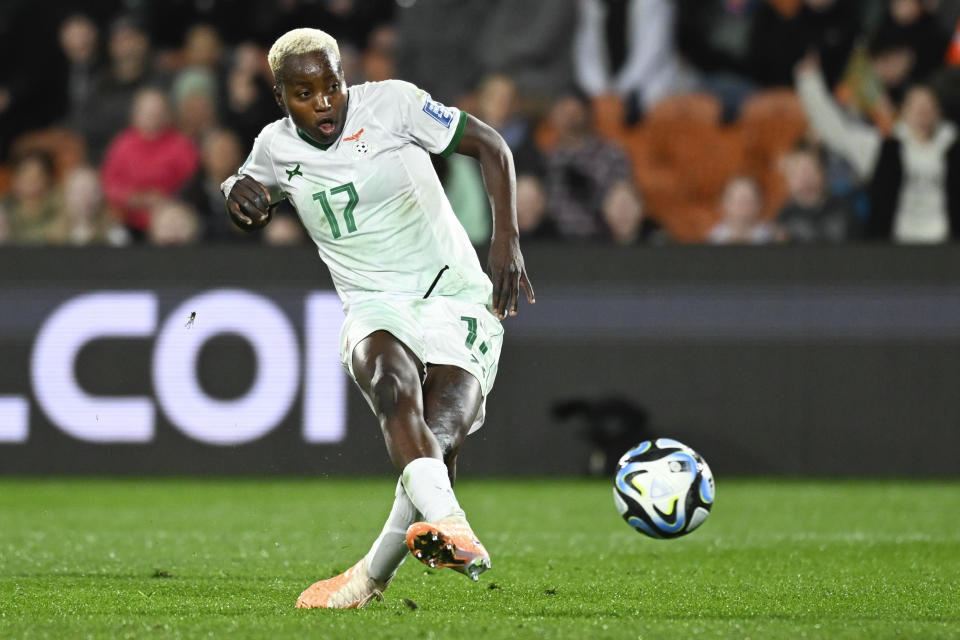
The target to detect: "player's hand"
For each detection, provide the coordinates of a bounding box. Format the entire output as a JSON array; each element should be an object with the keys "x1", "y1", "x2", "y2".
[
  {"x1": 487, "y1": 234, "x2": 535, "y2": 319},
  {"x1": 225, "y1": 175, "x2": 272, "y2": 231}
]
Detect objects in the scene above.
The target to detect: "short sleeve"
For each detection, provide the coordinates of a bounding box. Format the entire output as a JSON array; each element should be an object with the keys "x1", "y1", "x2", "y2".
[
  {"x1": 237, "y1": 126, "x2": 285, "y2": 203},
  {"x1": 390, "y1": 81, "x2": 468, "y2": 158}
]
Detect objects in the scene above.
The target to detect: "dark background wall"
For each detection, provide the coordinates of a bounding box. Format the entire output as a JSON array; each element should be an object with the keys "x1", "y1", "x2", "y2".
[{"x1": 1, "y1": 245, "x2": 958, "y2": 476}]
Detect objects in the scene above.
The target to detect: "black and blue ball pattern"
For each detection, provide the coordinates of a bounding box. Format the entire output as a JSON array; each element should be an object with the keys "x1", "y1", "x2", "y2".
[{"x1": 613, "y1": 438, "x2": 715, "y2": 539}]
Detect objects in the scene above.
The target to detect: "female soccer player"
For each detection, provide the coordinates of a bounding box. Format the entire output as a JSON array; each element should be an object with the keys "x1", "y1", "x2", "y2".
[{"x1": 221, "y1": 28, "x2": 534, "y2": 608}]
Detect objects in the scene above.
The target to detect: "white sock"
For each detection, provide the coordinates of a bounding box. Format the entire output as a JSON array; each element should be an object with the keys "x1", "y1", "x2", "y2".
[
  {"x1": 363, "y1": 479, "x2": 419, "y2": 583},
  {"x1": 401, "y1": 457, "x2": 465, "y2": 523}
]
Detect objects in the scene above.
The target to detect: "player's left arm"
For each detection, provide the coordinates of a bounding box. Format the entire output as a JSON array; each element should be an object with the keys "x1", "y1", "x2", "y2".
[{"x1": 454, "y1": 115, "x2": 535, "y2": 319}]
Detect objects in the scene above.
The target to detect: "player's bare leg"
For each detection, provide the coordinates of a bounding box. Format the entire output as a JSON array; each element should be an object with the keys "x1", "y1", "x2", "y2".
[
  {"x1": 351, "y1": 331, "x2": 442, "y2": 469},
  {"x1": 353, "y1": 331, "x2": 490, "y2": 580},
  {"x1": 296, "y1": 333, "x2": 488, "y2": 608},
  {"x1": 421, "y1": 364, "x2": 482, "y2": 487},
  {"x1": 358, "y1": 365, "x2": 481, "y2": 581},
  {"x1": 405, "y1": 363, "x2": 490, "y2": 580},
  {"x1": 351, "y1": 333, "x2": 490, "y2": 578},
  {"x1": 348, "y1": 332, "x2": 480, "y2": 516}
]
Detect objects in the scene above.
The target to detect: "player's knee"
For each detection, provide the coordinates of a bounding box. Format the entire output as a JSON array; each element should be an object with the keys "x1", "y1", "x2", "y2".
[
  {"x1": 370, "y1": 369, "x2": 418, "y2": 416},
  {"x1": 433, "y1": 431, "x2": 460, "y2": 457}
]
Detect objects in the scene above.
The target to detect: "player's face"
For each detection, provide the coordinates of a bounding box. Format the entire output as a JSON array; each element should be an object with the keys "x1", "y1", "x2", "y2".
[{"x1": 275, "y1": 50, "x2": 348, "y2": 145}]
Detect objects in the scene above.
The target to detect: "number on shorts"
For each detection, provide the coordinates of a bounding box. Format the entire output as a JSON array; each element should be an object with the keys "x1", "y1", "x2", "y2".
[{"x1": 460, "y1": 316, "x2": 488, "y2": 353}]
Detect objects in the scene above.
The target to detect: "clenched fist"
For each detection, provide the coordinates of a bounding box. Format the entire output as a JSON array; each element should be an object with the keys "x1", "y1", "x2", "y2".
[{"x1": 224, "y1": 175, "x2": 272, "y2": 231}]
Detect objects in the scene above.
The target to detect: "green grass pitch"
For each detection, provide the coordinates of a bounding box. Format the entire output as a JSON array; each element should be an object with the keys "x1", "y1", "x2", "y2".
[{"x1": 1, "y1": 478, "x2": 958, "y2": 639}]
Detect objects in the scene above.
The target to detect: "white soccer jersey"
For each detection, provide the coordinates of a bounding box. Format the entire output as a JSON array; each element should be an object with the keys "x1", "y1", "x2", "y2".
[{"x1": 237, "y1": 80, "x2": 492, "y2": 309}]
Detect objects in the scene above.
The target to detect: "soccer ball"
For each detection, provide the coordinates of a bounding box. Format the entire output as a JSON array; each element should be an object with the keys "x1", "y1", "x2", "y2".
[{"x1": 613, "y1": 438, "x2": 715, "y2": 539}]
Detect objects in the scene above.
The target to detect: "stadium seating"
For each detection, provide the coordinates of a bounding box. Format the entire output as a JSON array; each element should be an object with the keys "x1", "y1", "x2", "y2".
[
  {"x1": 626, "y1": 89, "x2": 808, "y2": 240},
  {"x1": 591, "y1": 93, "x2": 628, "y2": 142},
  {"x1": 738, "y1": 89, "x2": 808, "y2": 217},
  {"x1": 766, "y1": 0, "x2": 802, "y2": 18},
  {"x1": 9, "y1": 128, "x2": 87, "y2": 182}
]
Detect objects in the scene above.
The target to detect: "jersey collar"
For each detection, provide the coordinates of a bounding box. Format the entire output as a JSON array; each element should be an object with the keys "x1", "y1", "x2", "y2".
[{"x1": 296, "y1": 127, "x2": 334, "y2": 151}]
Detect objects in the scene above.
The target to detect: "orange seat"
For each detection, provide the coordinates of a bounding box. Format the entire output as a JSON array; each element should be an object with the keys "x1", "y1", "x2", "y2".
[
  {"x1": 646, "y1": 92, "x2": 722, "y2": 126},
  {"x1": 757, "y1": 167, "x2": 789, "y2": 220},
  {"x1": 739, "y1": 89, "x2": 807, "y2": 175},
  {"x1": 630, "y1": 95, "x2": 745, "y2": 242},
  {"x1": 642, "y1": 92, "x2": 724, "y2": 173},
  {"x1": 592, "y1": 93, "x2": 627, "y2": 142},
  {"x1": 673, "y1": 128, "x2": 745, "y2": 203},
  {"x1": 765, "y1": 0, "x2": 802, "y2": 18},
  {"x1": 10, "y1": 127, "x2": 87, "y2": 182}
]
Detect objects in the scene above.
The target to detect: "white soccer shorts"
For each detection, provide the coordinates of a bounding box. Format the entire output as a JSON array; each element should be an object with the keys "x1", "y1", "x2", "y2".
[{"x1": 339, "y1": 295, "x2": 503, "y2": 434}]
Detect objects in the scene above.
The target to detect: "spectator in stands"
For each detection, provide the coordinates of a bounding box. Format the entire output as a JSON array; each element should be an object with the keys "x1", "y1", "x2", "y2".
[
  {"x1": 395, "y1": 1, "x2": 489, "y2": 104},
  {"x1": 181, "y1": 24, "x2": 224, "y2": 72},
  {"x1": 101, "y1": 88, "x2": 200, "y2": 240},
  {"x1": 934, "y1": 3, "x2": 960, "y2": 123},
  {"x1": 58, "y1": 14, "x2": 103, "y2": 133},
  {"x1": 516, "y1": 175, "x2": 558, "y2": 241},
  {"x1": 48, "y1": 166, "x2": 128, "y2": 246},
  {"x1": 776, "y1": 142, "x2": 860, "y2": 243},
  {"x1": 220, "y1": 42, "x2": 278, "y2": 144},
  {"x1": 834, "y1": 41, "x2": 898, "y2": 135},
  {"x1": 868, "y1": 0, "x2": 951, "y2": 103},
  {"x1": 147, "y1": 200, "x2": 201, "y2": 246},
  {"x1": 796, "y1": 53, "x2": 960, "y2": 242},
  {"x1": 474, "y1": 75, "x2": 543, "y2": 177},
  {"x1": 602, "y1": 181, "x2": 652, "y2": 245},
  {"x1": 450, "y1": 74, "x2": 544, "y2": 244},
  {"x1": 81, "y1": 15, "x2": 167, "y2": 163},
  {"x1": 173, "y1": 68, "x2": 220, "y2": 142},
  {"x1": 362, "y1": 24, "x2": 397, "y2": 83},
  {"x1": 169, "y1": 25, "x2": 225, "y2": 142},
  {"x1": 708, "y1": 175, "x2": 780, "y2": 244},
  {"x1": 749, "y1": 0, "x2": 860, "y2": 90},
  {"x1": 675, "y1": 0, "x2": 760, "y2": 120},
  {"x1": 180, "y1": 128, "x2": 259, "y2": 243},
  {"x1": 475, "y1": 0, "x2": 578, "y2": 99},
  {"x1": 442, "y1": 151, "x2": 491, "y2": 246},
  {"x1": 573, "y1": 0, "x2": 693, "y2": 119},
  {"x1": 543, "y1": 90, "x2": 632, "y2": 239},
  {"x1": 2, "y1": 151, "x2": 61, "y2": 245},
  {"x1": 834, "y1": 0, "x2": 950, "y2": 131}
]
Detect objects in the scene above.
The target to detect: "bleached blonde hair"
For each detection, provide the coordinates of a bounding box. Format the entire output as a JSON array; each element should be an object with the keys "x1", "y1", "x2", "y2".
[{"x1": 267, "y1": 28, "x2": 341, "y2": 82}]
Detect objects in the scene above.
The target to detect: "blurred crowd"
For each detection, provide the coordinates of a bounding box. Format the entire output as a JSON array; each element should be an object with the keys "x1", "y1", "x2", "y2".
[{"x1": 1, "y1": 0, "x2": 958, "y2": 248}]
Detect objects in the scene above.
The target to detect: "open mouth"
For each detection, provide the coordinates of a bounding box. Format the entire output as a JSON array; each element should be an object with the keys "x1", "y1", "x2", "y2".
[{"x1": 317, "y1": 118, "x2": 336, "y2": 136}]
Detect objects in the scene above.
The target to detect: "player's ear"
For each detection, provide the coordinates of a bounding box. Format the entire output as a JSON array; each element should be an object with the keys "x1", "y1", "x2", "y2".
[{"x1": 273, "y1": 85, "x2": 287, "y2": 114}]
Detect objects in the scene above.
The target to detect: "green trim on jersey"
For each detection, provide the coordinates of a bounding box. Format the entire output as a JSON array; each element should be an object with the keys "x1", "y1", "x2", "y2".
[
  {"x1": 439, "y1": 111, "x2": 468, "y2": 158},
  {"x1": 297, "y1": 127, "x2": 333, "y2": 151}
]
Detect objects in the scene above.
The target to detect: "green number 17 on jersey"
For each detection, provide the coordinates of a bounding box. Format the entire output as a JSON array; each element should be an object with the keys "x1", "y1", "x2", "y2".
[{"x1": 312, "y1": 182, "x2": 359, "y2": 239}]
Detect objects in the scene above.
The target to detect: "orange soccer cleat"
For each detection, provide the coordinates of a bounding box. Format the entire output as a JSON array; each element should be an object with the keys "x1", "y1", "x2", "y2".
[
  {"x1": 405, "y1": 519, "x2": 491, "y2": 581},
  {"x1": 295, "y1": 559, "x2": 389, "y2": 609}
]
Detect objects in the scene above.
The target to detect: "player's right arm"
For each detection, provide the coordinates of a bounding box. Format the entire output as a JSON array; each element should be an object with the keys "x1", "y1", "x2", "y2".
[
  {"x1": 223, "y1": 175, "x2": 272, "y2": 230},
  {"x1": 221, "y1": 124, "x2": 283, "y2": 231}
]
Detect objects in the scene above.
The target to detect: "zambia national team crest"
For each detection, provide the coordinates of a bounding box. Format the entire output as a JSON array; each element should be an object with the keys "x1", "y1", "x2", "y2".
[{"x1": 344, "y1": 128, "x2": 373, "y2": 159}]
